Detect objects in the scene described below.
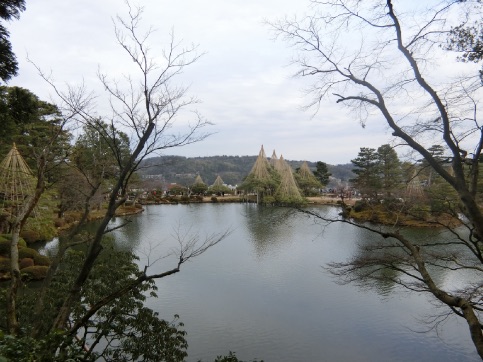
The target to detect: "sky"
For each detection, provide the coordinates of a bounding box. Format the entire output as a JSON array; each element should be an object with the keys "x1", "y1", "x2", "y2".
[{"x1": 6, "y1": 0, "x2": 465, "y2": 164}]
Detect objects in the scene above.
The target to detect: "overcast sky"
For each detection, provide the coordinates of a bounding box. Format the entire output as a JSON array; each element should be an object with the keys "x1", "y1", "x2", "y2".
[{"x1": 7, "y1": 0, "x2": 452, "y2": 164}]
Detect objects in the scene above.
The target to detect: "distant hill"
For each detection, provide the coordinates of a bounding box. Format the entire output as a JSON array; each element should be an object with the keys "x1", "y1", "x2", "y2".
[{"x1": 138, "y1": 155, "x2": 354, "y2": 187}]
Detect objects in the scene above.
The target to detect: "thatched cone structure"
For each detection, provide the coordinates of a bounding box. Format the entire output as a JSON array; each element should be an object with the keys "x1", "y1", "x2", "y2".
[
  {"x1": 274, "y1": 154, "x2": 286, "y2": 174},
  {"x1": 193, "y1": 174, "x2": 205, "y2": 185},
  {"x1": 298, "y1": 161, "x2": 315, "y2": 179},
  {"x1": 249, "y1": 145, "x2": 272, "y2": 181},
  {"x1": 275, "y1": 156, "x2": 303, "y2": 203},
  {"x1": 0, "y1": 144, "x2": 36, "y2": 225},
  {"x1": 269, "y1": 150, "x2": 278, "y2": 167},
  {"x1": 239, "y1": 145, "x2": 277, "y2": 203},
  {"x1": 212, "y1": 175, "x2": 224, "y2": 187},
  {"x1": 406, "y1": 172, "x2": 424, "y2": 199}
]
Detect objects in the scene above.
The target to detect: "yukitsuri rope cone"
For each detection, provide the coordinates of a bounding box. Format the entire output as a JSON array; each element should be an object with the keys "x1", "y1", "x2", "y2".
[
  {"x1": 275, "y1": 156, "x2": 303, "y2": 202},
  {"x1": 298, "y1": 161, "x2": 321, "y2": 184},
  {"x1": 248, "y1": 145, "x2": 272, "y2": 181},
  {"x1": 212, "y1": 175, "x2": 224, "y2": 187},
  {"x1": 406, "y1": 171, "x2": 424, "y2": 199},
  {"x1": 274, "y1": 154, "x2": 286, "y2": 174},
  {"x1": 0, "y1": 144, "x2": 36, "y2": 225},
  {"x1": 269, "y1": 150, "x2": 278, "y2": 167},
  {"x1": 193, "y1": 174, "x2": 205, "y2": 185},
  {"x1": 298, "y1": 161, "x2": 314, "y2": 179}
]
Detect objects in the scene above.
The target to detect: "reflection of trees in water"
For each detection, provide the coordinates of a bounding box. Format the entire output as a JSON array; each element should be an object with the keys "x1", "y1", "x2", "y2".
[
  {"x1": 329, "y1": 225, "x2": 471, "y2": 298},
  {"x1": 110, "y1": 215, "x2": 143, "y2": 251},
  {"x1": 242, "y1": 204, "x2": 298, "y2": 257}
]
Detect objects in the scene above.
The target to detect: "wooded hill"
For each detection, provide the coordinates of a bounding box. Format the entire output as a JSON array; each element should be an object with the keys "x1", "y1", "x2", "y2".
[{"x1": 138, "y1": 155, "x2": 354, "y2": 187}]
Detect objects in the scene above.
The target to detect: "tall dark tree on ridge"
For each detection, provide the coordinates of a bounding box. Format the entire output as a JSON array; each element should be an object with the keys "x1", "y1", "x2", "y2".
[{"x1": 0, "y1": 0, "x2": 26, "y2": 83}]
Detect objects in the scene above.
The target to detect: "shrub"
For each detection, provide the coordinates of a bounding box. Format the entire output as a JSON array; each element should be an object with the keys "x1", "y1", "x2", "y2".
[
  {"x1": 21, "y1": 223, "x2": 56, "y2": 243},
  {"x1": 262, "y1": 196, "x2": 276, "y2": 205},
  {"x1": 211, "y1": 196, "x2": 218, "y2": 203},
  {"x1": 0, "y1": 257, "x2": 9, "y2": 272},
  {"x1": 353, "y1": 200, "x2": 368, "y2": 213},
  {"x1": 21, "y1": 266, "x2": 49, "y2": 280},
  {"x1": 180, "y1": 195, "x2": 190, "y2": 203},
  {"x1": 54, "y1": 218, "x2": 65, "y2": 228},
  {"x1": 19, "y1": 258, "x2": 34, "y2": 269},
  {"x1": 34, "y1": 254, "x2": 51, "y2": 266},
  {"x1": 18, "y1": 238, "x2": 27, "y2": 248},
  {"x1": 0, "y1": 240, "x2": 9, "y2": 255},
  {"x1": 18, "y1": 248, "x2": 40, "y2": 259}
]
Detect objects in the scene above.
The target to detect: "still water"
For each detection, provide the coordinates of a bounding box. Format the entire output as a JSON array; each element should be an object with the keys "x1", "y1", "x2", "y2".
[{"x1": 108, "y1": 203, "x2": 479, "y2": 362}]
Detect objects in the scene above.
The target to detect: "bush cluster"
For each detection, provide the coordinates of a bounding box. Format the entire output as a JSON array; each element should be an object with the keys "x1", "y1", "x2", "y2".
[{"x1": 20, "y1": 265, "x2": 49, "y2": 280}]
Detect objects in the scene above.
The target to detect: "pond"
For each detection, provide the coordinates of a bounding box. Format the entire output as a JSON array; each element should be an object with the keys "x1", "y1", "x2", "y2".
[{"x1": 106, "y1": 203, "x2": 479, "y2": 362}]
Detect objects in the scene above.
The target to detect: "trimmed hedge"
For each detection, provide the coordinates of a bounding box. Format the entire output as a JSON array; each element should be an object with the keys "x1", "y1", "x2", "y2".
[
  {"x1": 21, "y1": 266, "x2": 49, "y2": 280},
  {"x1": 34, "y1": 254, "x2": 51, "y2": 266},
  {"x1": 0, "y1": 238, "x2": 27, "y2": 255},
  {"x1": 19, "y1": 258, "x2": 34, "y2": 269},
  {"x1": 18, "y1": 248, "x2": 40, "y2": 259}
]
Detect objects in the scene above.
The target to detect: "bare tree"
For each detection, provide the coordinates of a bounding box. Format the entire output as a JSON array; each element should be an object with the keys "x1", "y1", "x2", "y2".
[
  {"x1": 16, "y1": 4, "x2": 220, "y2": 356},
  {"x1": 272, "y1": 0, "x2": 483, "y2": 358},
  {"x1": 48, "y1": 4, "x2": 209, "y2": 328}
]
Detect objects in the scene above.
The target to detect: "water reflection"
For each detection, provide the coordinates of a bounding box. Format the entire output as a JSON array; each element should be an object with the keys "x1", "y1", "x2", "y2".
[
  {"x1": 108, "y1": 215, "x2": 143, "y2": 251},
  {"x1": 242, "y1": 204, "x2": 298, "y2": 257},
  {"x1": 47, "y1": 204, "x2": 480, "y2": 362}
]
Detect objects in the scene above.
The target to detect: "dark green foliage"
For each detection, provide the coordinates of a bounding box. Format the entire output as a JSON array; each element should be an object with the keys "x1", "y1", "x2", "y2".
[
  {"x1": 18, "y1": 247, "x2": 39, "y2": 260},
  {"x1": 18, "y1": 238, "x2": 188, "y2": 361},
  {"x1": 191, "y1": 182, "x2": 208, "y2": 195},
  {"x1": 20, "y1": 222, "x2": 57, "y2": 244},
  {"x1": 212, "y1": 351, "x2": 264, "y2": 362},
  {"x1": 0, "y1": 241, "x2": 8, "y2": 255},
  {"x1": 0, "y1": 331, "x2": 87, "y2": 362},
  {"x1": 446, "y1": 17, "x2": 483, "y2": 80},
  {"x1": 169, "y1": 185, "x2": 187, "y2": 195},
  {"x1": 351, "y1": 147, "x2": 381, "y2": 199},
  {"x1": 351, "y1": 145, "x2": 402, "y2": 200},
  {"x1": 353, "y1": 200, "x2": 368, "y2": 213},
  {"x1": 0, "y1": 0, "x2": 25, "y2": 83},
  {"x1": 33, "y1": 254, "x2": 50, "y2": 267},
  {"x1": 72, "y1": 120, "x2": 131, "y2": 180},
  {"x1": 239, "y1": 169, "x2": 280, "y2": 198},
  {"x1": 376, "y1": 144, "x2": 402, "y2": 198},
  {"x1": 0, "y1": 257, "x2": 8, "y2": 272},
  {"x1": 106, "y1": 309, "x2": 187, "y2": 362},
  {"x1": 0, "y1": 235, "x2": 25, "y2": 246},
  {"x1": 209, "y1": 184, "x2": 232, "y2": 195},
  {"x1": 313, "y1": 161, "x2": 331, "y2": 186}
]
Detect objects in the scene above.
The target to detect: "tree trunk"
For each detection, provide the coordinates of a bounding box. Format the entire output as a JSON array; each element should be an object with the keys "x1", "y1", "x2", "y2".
[{"x1": 7, "y1": 224, "x2": 21, "y2": 335}]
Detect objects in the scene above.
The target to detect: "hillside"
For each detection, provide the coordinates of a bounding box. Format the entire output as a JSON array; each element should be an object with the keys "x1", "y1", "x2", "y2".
[{"x1": 138, "y1": 155, "x2": 354, "y2": 187}]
